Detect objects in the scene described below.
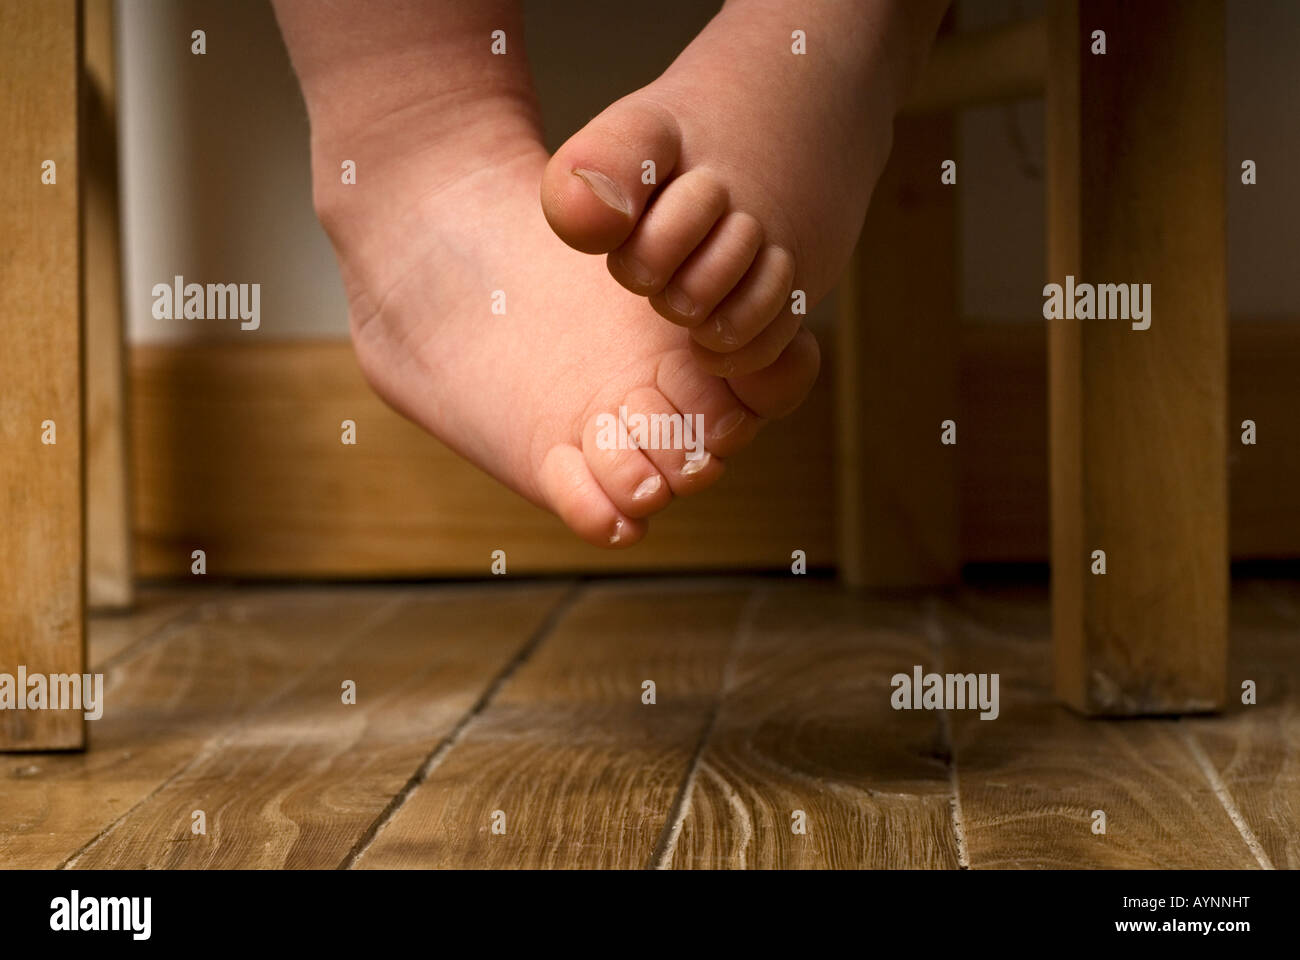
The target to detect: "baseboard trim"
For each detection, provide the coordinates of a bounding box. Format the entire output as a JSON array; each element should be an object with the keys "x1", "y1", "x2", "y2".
[{"x1": 129, "y1": 321, "x2": 1300, "y2": 577}]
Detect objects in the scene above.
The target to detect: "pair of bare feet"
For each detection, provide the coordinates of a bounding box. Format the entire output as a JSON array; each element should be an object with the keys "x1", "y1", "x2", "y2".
[{"x1": 274, "y1": 0, "x2": 945, "y2": 547}]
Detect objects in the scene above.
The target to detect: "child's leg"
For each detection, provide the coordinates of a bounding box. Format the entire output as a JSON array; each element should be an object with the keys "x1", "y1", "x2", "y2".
[
  {"x1": 272, "y1": 0, "x2": 820, "y2": 547},
  {"x1": 541, "y1": 0, "x2": 948, "y2": 376}
]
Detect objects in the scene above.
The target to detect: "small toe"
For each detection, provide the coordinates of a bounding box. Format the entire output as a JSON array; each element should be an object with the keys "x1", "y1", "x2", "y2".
[
  {"x1": 582, "y1": 415, "x2": 673, "y2": 519},
  {"x1": 725, "y1": 326, "x2": 822, "y2": 420},
  {"x1": 649, "y1": 211, "x2": 764, "y2": 328},
  {"x1": 538, "y1": 443, "x2": 648, "y2": 548},
  {"x1": 655, "y1": 349, "x2": 763, "y2": 459},
  {"x1": 690, "y1": 244, "x2": 796, "y2": 353},
  {"x1": 617, "y1": 385, "x2": 726, "y2": 496},
  {"x1": 607, "y1": 168, "x2": 729, "y2": 297}
]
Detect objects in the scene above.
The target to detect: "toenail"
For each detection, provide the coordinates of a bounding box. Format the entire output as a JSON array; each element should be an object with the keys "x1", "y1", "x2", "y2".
[
  {"x1": 663, "y1": 285, "x2": 695, "y2": 318},
  {"x1": 632, "y1": 475, "x2": 662, "y2": 500},
  {"x1": 608, "y1": 518, "x2": 626, "y2": 544},
  {"x1": 710, "y1": 408, "x2": 746, "y2": 441},
  {"x1": 712, "y1": 315, "x2": 738, "y2": 346},
  {"x1": 680, "y1": 451, "x2": 712, "y2": 476},
  {"x1": 573, "y1": 168, "x2": 631, "y2": 216},
  {"x1": 618, "y1": 253, "x2": 655, "y2": 288}
]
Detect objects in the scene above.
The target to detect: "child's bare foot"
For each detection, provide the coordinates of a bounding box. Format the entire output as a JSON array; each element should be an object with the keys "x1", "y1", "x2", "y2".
[
  {"x1": 541, "y1": 0, "x2": 946, "y2": 377},
  {"x1": 274, "y1": 0, "x2": 818, "y2": 548}
]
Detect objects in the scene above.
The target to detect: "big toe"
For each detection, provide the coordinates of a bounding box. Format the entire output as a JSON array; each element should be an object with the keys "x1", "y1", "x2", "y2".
[{"x1": 541, "y1": 95, "x2": 682, "y2": 255}]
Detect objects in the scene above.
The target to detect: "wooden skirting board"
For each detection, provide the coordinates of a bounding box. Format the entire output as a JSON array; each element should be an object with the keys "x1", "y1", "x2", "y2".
[
  {"x1": 129, "y1": 339, "x2": 836, "y2": 577},
  {"x1": 962, "y1": 319, "x2": 1299, "y2": 564},
  {"x1": 129, "y1": 322, "x2": 1300, "y2": 578}
]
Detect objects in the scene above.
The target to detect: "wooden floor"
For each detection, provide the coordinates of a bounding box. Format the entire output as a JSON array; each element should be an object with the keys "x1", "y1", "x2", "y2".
[{"x1": 2, "y1": 577, "x2": 1296, "y2": 869}]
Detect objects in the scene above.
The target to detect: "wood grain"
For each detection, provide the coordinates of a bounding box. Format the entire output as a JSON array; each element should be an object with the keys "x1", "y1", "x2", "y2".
[
  {"x1": 6, "y1": 579, "x2": 1297, "y2": 869},
  {"x1": 83, "y1": 0, "x2": 134, "y2": 610},
  {"x1": 126, "y1": 323, "x2": 1300, "y2": 580},
  {"x1": 961, "y1": 320, "x2": 1300, "y2": 563},
  {"x1": 902, "y1": 15, "x2": 1046, "y2": 116},
  {"x1": 1182, "y1": 583, "x2": 1300, "y2": 868},
  {"x1": 671, "y1": 585, "x2": 961, "y2": 868},
  {"x1": 1046, "y1": 0, "x2": 1228, "y2": 714},
  {"x1": 0, "y1": 0, "x2": 85, "y2": 750},
  {"x1": 1, "y1": 586, "x2": 421, "y2": 867},
  {"x1": 1227, "y1": 326, "x2": 1300, "y2": 559},
  {"x1": 837, "y1": 112, "x2": 960, "y2": 588},
  {"x1": 958, "y1": 322, "x2": 1049, "y2": 563},
  {"x1": 356, "y1": 582, "x2": 750, "y2": 869},
  {"x1": 69, "y1": 583, "x2": 569, "y2": 868},
  {"x1": 87, "y1": 586, "x2": 212, "y2": 668},
  {"x1": 940, "y1": 588, "x2": 1258, "y2": 868},
  {"x1": 129, "y1": 341, "x2": 834, "y2": 578}
]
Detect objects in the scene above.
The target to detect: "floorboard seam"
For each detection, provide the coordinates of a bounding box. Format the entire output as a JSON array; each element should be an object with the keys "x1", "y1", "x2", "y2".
[
  {"x1": 59, "y1": 591, "x2": 411, "y2": 869},
  {"x1": 926, "y1": 598, "x2": 972, "y2": 869},
  {"x1": 648, "y1": 586, "x2": 764, "y2": 870},
  {"x1": 338, "y1": 580, "x2": 584, "y2": 870},
  {"x1": 1177, "y1": 722, "x2": 1274, "y2": 870},
  {"x1": 648, "y1": 716, "x2": 714, "y2": 870}
]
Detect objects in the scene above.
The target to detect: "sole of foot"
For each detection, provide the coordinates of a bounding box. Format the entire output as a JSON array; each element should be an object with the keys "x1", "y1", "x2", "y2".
[{"x1": 327, "y1": 147, "x2": 820, "y2": 549}]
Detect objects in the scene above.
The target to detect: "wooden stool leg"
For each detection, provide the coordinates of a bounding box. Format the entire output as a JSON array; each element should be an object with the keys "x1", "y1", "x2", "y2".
[
  {"x1": 84, "y1": 0, "x2": 134, "y2": 610},
  {"x1": 0, "y1": 0, "x2": 86, "y2": 749},
  {"x1": 1047, "y1": 0, "x2": 1227, "y2": 714},
  {"x1": 837, "y1": 112, "x2": 960, "y2": 589}
]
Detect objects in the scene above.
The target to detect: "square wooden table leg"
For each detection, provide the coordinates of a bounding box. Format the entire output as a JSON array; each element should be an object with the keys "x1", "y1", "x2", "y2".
[
  {"x1": 0, "y1": 0, "x2": 86, "y2": 750},
  {"x1": 1046, "y1": 0, "x2": 1228, "y2": 714},
  {"x1": 837, "y1": 111, "x2": 960, "y2": 589}
]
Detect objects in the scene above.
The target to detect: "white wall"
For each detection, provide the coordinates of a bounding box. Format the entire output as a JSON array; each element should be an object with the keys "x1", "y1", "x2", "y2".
[{"x1": 120, "y1": 0, "x2": 343, "y2": 341}]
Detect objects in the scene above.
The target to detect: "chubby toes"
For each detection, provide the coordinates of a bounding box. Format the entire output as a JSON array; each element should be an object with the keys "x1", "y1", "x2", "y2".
[
  {"x1": 538, "y1": 443, "x2": 648, "y2": 548},
  {"x1": 581, "y1": 416, "x2": 673, "y2": 520},
  {"x1": 648, "y1": 211, "x2": 764, "y2": 328},
  {"x1": 689, "y1": 243, "x2": 796, "y2": 354},
  {"x1": 655, "y1": 349, "x2": 763, "y2": 459},
  {"x1": 607, "y1": 168, "x2": 729, "y2": 297},
  {"x1": 724, "y1": 326, "x2": 822, "y2": 420},
  {"x1": 691, "y1": 306, "x2": 802, "y2": 379},
  {"x1": 604, "y1": 386, "x2": 727, "y2": 497}
]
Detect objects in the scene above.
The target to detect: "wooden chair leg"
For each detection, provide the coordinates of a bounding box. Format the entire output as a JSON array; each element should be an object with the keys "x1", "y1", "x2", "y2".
[
  {"x1": 84, "y1": 0, "x2": 134, "y2": 610},
  {"x1": 0, "y1": 0, "x2": 87, "y2": 749},
  {"x1": 1046, "y1": 0, "x2": 1228, "y2": 714},
  {"x1": 836, "y1": 112, "x2": 960, "y2": 589}
]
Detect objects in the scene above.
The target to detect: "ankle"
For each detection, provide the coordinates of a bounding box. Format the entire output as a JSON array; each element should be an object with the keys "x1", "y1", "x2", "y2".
[
  {"x1": 307, "y1": 94, "x2": 542, "y2": 251},
  {"x1": 276, "y1": 1, "x2": 545, "y2": 249},
  {"x1": 276, "y1": 0, "x2": 543, "y2": 141}
]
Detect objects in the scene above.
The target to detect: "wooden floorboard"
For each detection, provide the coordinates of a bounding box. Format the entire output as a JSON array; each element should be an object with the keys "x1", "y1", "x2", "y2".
[
  {"x1": 87, "y1": 587, "x2": 213, "y2": 668},
  {"x1": 670, "y1": 585, "x2": 960, "y2": 869},
  {"x1": 3, "y1": 586, "x2": 561, "y2": 868},
  {"x1": 1180, "y1": 582, "x2": 1300, "y2": 868},
  {"x1": 2, "y1": 588, "x2": 402, "y2": 867},
  {"x1": 939, "y1": 588, "x2": 1259, "y2": 868},
  {"x1": 5, "y1": 578, "x2": 1296, "y2": 869},
  {"x1": 69, "y1": 584, "x2": 569, "y2": 868},
  {"x1": 356, "y1": 581, "x2": 750, "y2": 869}
]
